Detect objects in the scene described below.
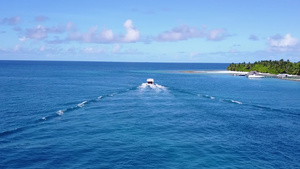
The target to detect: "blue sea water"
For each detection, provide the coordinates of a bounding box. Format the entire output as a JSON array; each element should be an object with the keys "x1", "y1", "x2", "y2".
[{"x1": 0, "y1": 61, "x2": 300, "y2": 169}]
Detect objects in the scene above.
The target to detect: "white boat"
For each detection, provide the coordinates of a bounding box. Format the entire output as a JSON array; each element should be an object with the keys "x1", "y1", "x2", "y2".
[
  {"x1": 147, "y1": 78, "x2": 154, "y2": 85},
  {"x1": 248, "y1": 74, "x2": 264, "y2": 78}
]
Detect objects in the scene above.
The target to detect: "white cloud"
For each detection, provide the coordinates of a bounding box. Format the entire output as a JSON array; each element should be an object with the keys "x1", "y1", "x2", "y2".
[
  {"x1": 25, "y1": 23, "x2": 71, "y2": 40},
  {"x1": 14, "y1": 45, "x2": 20, "y2": 51},
  {"x1": 35, "y1": 16, "x2": 49, "y2": 22},
  {"x1": 112, "y1": 44, "x2": 120, "y2": 53},
  {"x1": 123, "y1": 20, "x2": 140, "y2": 42},
  {"x1": 82, "y1": 26, "x2": 98, "y2": 42},
  {"x1": 40, "y1": 45, "x2": 45, "y2": 52},
  {"x1": 26, "y1": 25, "x2": 47, "y2": 39},
  {"x1": 268, "y1": 34, "x2": 298, "y2": 47},
  {"x1": 101, "y1": 29, "x2": 114, "y2": 41},
  {"x1": 156, "y1": 25, "x2": 202, "y2": 41},
  {"x1": 124, "y1": 19, "x2": 133, "y2": 29},
  {"x1": 68, "y1": 19, "x2": 140, "y2": 43},
  {"x1": 190, "y1": 52, "x2": 200, "y2": 57},
  {"x1": 268, "y1": 34, "x2": 299, "y2": 52},
  {"x1": 84, "y1": 47, "x2": 94, "y2": 53},
  {"x1": 156, "y1": 25, "x2": 230, "y2": 42},
  {"x1": 13, "y1": 19, "x2": 140, "y2": 45},
  {"x1": 65, "y1": 22, "x2": 76, "y2": 31},
  {"x1": 19, "y1": 36, "x2": 26, "y2": 42},
  {"x1": 22, "y1": 22, "x2": 77, "y2": 41},
  {"x1": 83, "y1": 47, "x2": 105, "y2": 54},
  {"x1": 249, "y1": 34, "x2": 259, "y2": 41},
  {"x1": 68, "y1": 26, "x2": 115, "y2": 43},
  {"x1": 1, "y1": 16, "x2": 20, "y2": 25},
  {"x1": 207, "y1": 29, "x2": 227, "y2": 41}
]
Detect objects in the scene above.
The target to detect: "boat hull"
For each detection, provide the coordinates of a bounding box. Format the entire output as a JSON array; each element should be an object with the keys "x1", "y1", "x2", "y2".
[{"x1": 248, "y1": 75, "x2": 264, "y2": 78}]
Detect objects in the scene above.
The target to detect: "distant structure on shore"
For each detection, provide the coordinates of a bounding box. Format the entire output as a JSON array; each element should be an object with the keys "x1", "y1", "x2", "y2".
[
  {"x1": 247, "y1": 71, "x2": 264, "y2": 78},
  {"x1": 247, "y1": 71, "x2": 259, "y2": 76}
]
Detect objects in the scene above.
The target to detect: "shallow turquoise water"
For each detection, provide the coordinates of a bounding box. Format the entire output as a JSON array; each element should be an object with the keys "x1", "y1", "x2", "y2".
[{"x1": 0, "y1": 61, "x2": 300, "y2": 168}]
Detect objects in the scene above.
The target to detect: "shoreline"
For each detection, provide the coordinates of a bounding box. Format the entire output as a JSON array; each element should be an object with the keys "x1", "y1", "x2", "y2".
[
  {"x1": 181, "y1": 70, "x2": 300, "y2": 81},
  {"x1": 182, "y1": 70, "x2": 248, "y2": 74}
]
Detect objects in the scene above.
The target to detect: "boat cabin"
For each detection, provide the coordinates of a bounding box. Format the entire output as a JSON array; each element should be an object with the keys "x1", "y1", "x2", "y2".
[
  {"x1": 147, "y1": 78, "x2": 154, "y2": 85},
  {"x1": 247, "y1": 71, "x2": 259, "y2": 76}
]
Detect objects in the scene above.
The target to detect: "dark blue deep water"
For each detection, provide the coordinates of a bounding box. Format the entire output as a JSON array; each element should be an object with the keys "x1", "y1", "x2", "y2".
[{"x1": 0, "y1": 61, "x2": 300, "y2": 169}]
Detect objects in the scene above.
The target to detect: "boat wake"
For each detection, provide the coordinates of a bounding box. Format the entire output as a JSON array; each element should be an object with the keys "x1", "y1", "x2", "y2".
[
  {"x1": 195, "y1": 93, "x2": 300, "y2": 115},
  {"x1": 196, "y1": 93, "x2": 244, "y2": 105},
  {"x1": 0, "y1": 83, "x2": 170, "y2": 138},
  {"x1": 2, "y1": 83, "x2": 298, "y2": 139},
  {"x1": 0, "y1": 86, "x2": 137, "y2": 138},
  {"x1": 0, "y1": 82, "x2": 172, "y2": 138},
  {"x1": 222, "y1": 99, "x2": 243, "y2": 104},
  {"x1": 231, "y1": 100, "x2": 243, "y2": 104},
  {"x1": 197, "y1": 94, "x2": 243, "y2": 105},
  {"x1": 197, "y1": 94, "x2": 215, "y2": 100},
  {"x1": 138, "y1": 83, "x2": 167, "y2": 92}
]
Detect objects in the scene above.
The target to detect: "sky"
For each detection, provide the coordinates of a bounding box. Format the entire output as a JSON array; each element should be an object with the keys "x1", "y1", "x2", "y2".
[{"x1": 0, "y1": 0, "x2": 300, "y2": 63}]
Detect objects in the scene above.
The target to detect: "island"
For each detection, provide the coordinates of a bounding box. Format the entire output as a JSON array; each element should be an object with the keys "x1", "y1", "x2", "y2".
[
  {"x1": 227, "y1": 59, "x2": 300, "y2": 75},
  {"x1": 181, "y1": 59, "x2": 300, "y2": 81}
]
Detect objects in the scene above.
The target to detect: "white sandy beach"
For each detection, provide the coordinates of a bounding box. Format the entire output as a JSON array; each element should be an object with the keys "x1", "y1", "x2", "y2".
[
  {"x1": 182, "y1": 70, "x2": 249, "y2": 74},
  {"x1": 182, "y1": 70, "x2": 300, "y2": 81}
]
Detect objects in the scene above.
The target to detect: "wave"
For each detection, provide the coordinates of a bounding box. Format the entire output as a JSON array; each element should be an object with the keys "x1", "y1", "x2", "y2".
[
  {"x1": 44, "y1": 87, "x2": 137, "y2": 121},
  {"x1": 56, "y1": 110, "x2": 64, "y2": 116},
  {"x1": 196, "y1": 92, "x2": 299, "y2": 115},
  {"x1": 109, "y1": 93, "x2": 117, "y2": 97},
  {"x1": 172, "y1": 88, "x2": 299, "y2": 117},
  {"x1": 198, "y1": 94, "x2": 242, "y2": 104},
  {"x1": 0, "y1": 126, "x2": 28, "y2": 138},
  {"x1": 197, "y1": 93, "x2": 243, "y2": 105},
  {"x1": 53, "y1": 83, "x2": 169, "y2": 118},
  {"x1": 249, "y1": 104, "x2": 291, "y2": 114},
  {"x1": 1, "y1": 84, "x2": 298, "y2": 139},
  {"x1": 0, "y1": 86, "x2": 138, "y2": 138},
  {"x1": 77, "y1": 101, "x2": 87, "y2": 108},
  {"x1": 53, "y1": 87, "x2": 140, "y2": 118},
  {"x1": 226, "y1": 99, "x2": 243, "y2": 104},
  {"x1": 231, "y1": 100, "x2": 242, "y2": 104},
  {"x1": 198, "y1": 94, "x2": 215, "y2": 100}
]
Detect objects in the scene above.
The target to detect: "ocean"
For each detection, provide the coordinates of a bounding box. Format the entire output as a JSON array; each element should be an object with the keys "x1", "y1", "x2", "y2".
[{"x1": 0, "y1": 61, "x2": 300, "y2": 169}]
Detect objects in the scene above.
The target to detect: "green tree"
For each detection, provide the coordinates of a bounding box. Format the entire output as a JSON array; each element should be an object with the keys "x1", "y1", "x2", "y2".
[{"x1": 227, "y1": 60, "x2": 300, "y2": 75}]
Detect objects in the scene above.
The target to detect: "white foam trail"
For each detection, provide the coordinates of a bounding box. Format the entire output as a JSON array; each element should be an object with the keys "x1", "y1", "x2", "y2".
[
  {"x1": 56, "y1": 110, "x2": 64, "y2": 115},
  {"x1": 109, "y1": 93, "x2": 117, "y2": 97},
  {"x1": 138, "y1": 83, "x2": 148, "y2": 89},
  {"x1": 205, "y1": 95, "x2": 214, "y2": 99},
  {"x1": 77, "y1": 101, "x2": 87, "y2": 108},
  {"x1": 198, "y1": 94, "x2": 242, "y2": 104},
  {"x1": 231, "y1": 100, "x2": 242, "y2": 104},
  {"x1": 138, "y1": 83, "x2": 167, "y2": 90},
  {"x1": 97, "y1": 96, "x2": 102, "y2": 100},
  {"x1": 154, "y1": 84, "x2": 167, "y2": 90},
  {"x1": 199, "y1": 94, "x2": 215, "y2": 99},
  {"x1": 149, "y1": 84, "x2": 156, "y2": 89}
]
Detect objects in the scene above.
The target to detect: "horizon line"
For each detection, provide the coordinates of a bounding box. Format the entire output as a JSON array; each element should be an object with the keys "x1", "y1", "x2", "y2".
[{"x1": 0, "y1": 59, "x2": 232, "y2": 64}]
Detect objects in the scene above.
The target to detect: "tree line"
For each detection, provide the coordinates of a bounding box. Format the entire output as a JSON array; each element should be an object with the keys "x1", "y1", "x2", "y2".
[{"x1": 227, "y1": 59, "x2": 300, "y2": 75}]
